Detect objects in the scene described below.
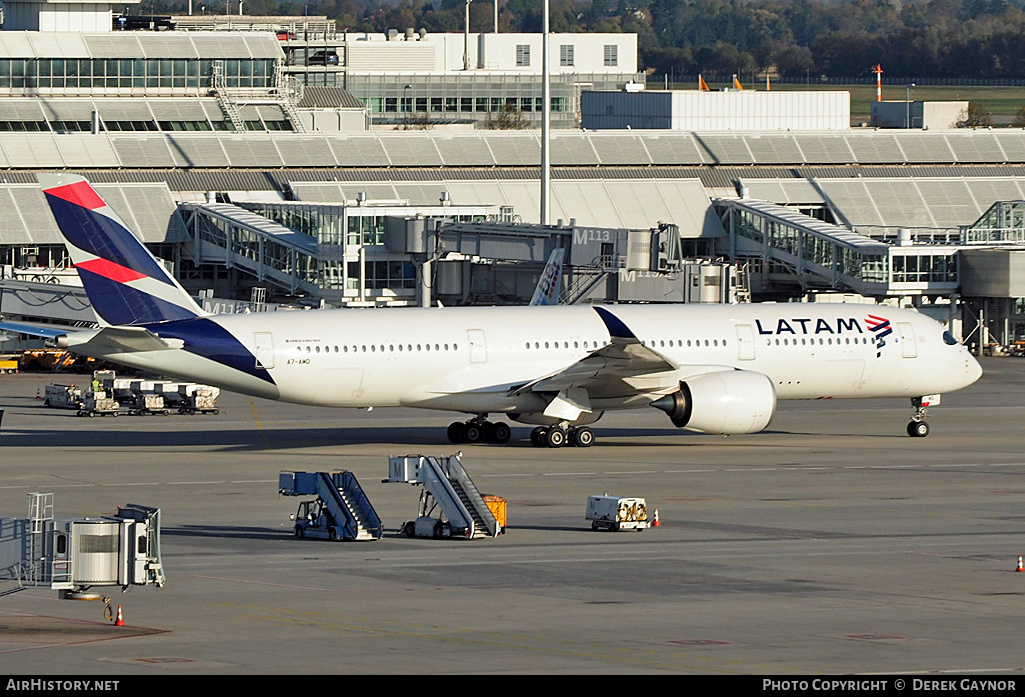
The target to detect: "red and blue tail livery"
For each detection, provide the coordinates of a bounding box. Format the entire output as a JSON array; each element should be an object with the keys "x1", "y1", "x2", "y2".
[{"x1": 39, "y1": 173, "x2": 204, "y2": 327}]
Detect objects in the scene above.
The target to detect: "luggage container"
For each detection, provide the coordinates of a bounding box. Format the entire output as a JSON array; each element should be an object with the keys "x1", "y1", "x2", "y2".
[
  {"x1": 179, "y1": 388, "x2": 219, "y2": 415},
  {"x1": 77, "y1": 390, "x2": 119, "y2": 417},
  {"x1": 585, "y1": 495, "x2": 650, "y2": 531}
]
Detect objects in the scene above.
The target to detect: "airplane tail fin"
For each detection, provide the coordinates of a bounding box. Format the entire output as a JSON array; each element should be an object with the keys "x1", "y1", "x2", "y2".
[
  {"x1": 529, "y1": 248, "x2": 564, "y2": 306},
  {"x1": 39, "y1": 174, "x2": 206, "y2": 326}
]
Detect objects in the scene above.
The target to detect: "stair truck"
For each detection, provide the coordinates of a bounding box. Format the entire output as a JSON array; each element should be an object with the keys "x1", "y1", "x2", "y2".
[{"x1": 279, "y1": 471, "x2": 383, "y2": 541}]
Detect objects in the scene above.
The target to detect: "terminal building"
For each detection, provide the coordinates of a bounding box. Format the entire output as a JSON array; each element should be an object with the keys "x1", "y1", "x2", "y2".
[{"x1": 2, "y1": 0, "x2": 1025, "y2": 356}]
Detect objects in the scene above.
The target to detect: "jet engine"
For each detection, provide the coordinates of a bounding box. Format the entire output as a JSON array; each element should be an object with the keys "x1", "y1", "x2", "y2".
[{"x1": 650, "y1": 370, "x2": 776, "y2": 435}]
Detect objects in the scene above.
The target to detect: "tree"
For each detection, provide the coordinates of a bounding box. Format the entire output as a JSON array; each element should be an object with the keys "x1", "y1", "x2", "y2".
[
  {"x1": 483, "y1": 103, "x2": 530, "y2": 130},
  {"x1": 957, "y1": 101, "x2": 993, "y2": 127}
]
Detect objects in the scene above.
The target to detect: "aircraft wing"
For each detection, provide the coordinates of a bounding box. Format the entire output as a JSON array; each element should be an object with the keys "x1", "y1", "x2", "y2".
[{"x1": 509, "y1": 306, "x2": 678, "y2": 408}]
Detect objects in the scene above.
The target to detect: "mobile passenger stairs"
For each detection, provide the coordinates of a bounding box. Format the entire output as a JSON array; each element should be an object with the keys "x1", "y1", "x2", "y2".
[
  {"x1": 386, "y1": 453, "x2": 501, "y2": 539},
  {"x1": 279, "y1": 471, "x2": 383, "y2": 541}
]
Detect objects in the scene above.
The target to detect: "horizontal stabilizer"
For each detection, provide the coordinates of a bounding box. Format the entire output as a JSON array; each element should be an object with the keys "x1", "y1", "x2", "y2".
[
  {"x1": 0, "y1": 322, "x2": 70, "y2": 340},
  {"x1": 65, "y1": 326, "x2": 184, "y2": 353}
]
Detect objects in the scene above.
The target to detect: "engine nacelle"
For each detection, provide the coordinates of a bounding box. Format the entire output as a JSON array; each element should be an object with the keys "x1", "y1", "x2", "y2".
[{"x1": 650, "y1": 370, "x2": 776, "y2": 435}]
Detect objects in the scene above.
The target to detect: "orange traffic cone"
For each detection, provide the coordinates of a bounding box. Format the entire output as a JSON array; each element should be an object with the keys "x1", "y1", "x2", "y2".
[
  {"x1": 1017, "y1": 555, "x2": 1024, "y2": 573},
  {"x1": 35, "y1": 388, "x2": 40, "y2": 399},
  {"x1": 652, "y1": 508, "x2": 660, "y2": 527},
  {"x1": 114, "y1": 605, "x2": 124, "y2": 626}
]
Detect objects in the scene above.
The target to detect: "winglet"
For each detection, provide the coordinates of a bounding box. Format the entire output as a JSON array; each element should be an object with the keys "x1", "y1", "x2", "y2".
[{"x1": 593, "y1": 306, "x2": 636, "y2": 340}]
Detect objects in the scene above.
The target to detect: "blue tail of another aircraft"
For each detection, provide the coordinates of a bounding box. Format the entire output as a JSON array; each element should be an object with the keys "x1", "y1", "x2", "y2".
[
  {"x1": 529, "y1": 248, "x2": 564, "y2": 306},
  {"x1": 38, "y1": 173, "x2": 206, "y2": 326}
]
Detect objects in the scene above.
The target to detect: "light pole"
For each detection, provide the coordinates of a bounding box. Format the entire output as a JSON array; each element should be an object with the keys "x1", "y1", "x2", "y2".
[
  {"x1": 463, "y1": 0, "x2": 473, "y2": 71},
  {"x1": 540, "y1": 0, "x2": 550, "y2": 225},
  {"x1": 906, "y1": 82, "x2": 916, "y2": 129},
  {"x1": 403, "y1": 84, "x2": 412, "y2": 129}
]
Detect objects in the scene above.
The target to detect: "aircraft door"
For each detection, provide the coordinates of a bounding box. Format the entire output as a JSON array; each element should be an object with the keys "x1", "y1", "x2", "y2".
[
  {"x1": 897, "y1": 323, "x2": 918, "y2": 358},
  {"x1": 254, "y1": 332, "x2": 275, "y2": 369},
  {"x1": 467, "y1": 329, "x2": 487, "y2": 363},
  {"x1": 735, "y1": 324, "x2": 756, "y2": 360}
]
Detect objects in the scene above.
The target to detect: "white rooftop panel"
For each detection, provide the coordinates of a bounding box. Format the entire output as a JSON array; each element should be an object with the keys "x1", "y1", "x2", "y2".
[
  {"x1": 992, "y1": 132, "x2": 1025, "y2": 162},
  {"x1": 845, "y1": 133, "x2": 905, "y2": 163},
  {"x1": 12, "y1": 187, "x2": 62, "y2": 244},
  {"x1": 188, "y1": 33, "x2": 251, "y2": 58},
  {"x1": 552, "y1": 181, "x2": 626, "y2": 228},
  {"x1": 495, "y1": 181, "x2": 543, "y2": 224},
  {"x1": 868, "y1": 180, "x2": 935, "y2": 226},
  {"x1": 274, "y1": 136, "x2": 337, "y2": 167},
  {"x1": 587, "y1": 134, "x2": 650, "y2": 166},
  {"x1": 911, "y1": 179, "x2": 981, "y2": 226},
  {"x1": 256, "y1": 105, "x2": 287, "y2": 121},
  {"x1": 743, "y1": 134, "x2": 803, "y2": 164},
  {"x1": 325, "y1": 136, "x2": 390, "y2": 167},
  {"x1": 98, "y1": 183, "x2": 179, "y2": 243},
  {"x1": 166, "y1": 135, "x2": 230, "y2": 168},
  {"x1": 148, "y1": 100, "x2": 211, "y2": 122},
  {"x1": 243, "y1": 34, "x2": 287, "y2": 59},
  {"x1": 2, "y1": 135, "x2": 63, "y2": 167},
  {"x1": 815, "y1": 180, "x2": 884, "y2": 227},
  {"x1": 944, "y1": 133, "x2": 1006, "y2": 163},
  {"x1": 0, "y1": 32, "x2": 37, "y2": 59},
  {"x1": 288, "y1": 182, "x2": 346, "y2": 202},
  {"x1": 111, "y1": 136, "x2": 176, "y2": 167},
  {"x1": 26, "y1": 33, "x2": 89, "y2": 58},
  {"x1": 82, "y1": 34, "x2": 146, "y2": 59},
  {"x1": 695, "y1": 134, "x2": 755, "y2": 165},
  {"x1": 444, "y1": 181, "x2": 508, "y2": 210},
  {"x1": 553, "y1": 136, "x2": 598, "y2": 168},
  {"x1": 0, "y1": 188, "x2": 32, "y2": 245},
  {"x1": 95, "y1": 101, "x2": 155, "y2": 122},
  {"x1": 392, "y1": 184, "x2": 451, "y2": 205},
  {"x1": 892, "y1": 133, "x2": 955, "y2": 164},
  {"x1": 483, "y1": 134, "x2": 540, "y2": 166},
  {"x1": 551, "y1": 135, "x2": 599, "y2": 166},
  {"x1": 965, "y1": 179, "x2": 1025, "y2": 210},
  {"x1": 740, "y1": 179, "x2": 825, "y2": 205},
  {"x1": 379, "y1": 135, "x2": 443, "y2": 166},
  {"x1": 139, "y1": 33, "x2": 199, "y2": 60},
  {"x1": 54, "y1": 135, "x2": 120, "y2": 168},
  {"x1": 652, "y1": 180, "x2": 726, "y2": 238},
  {"x1": 638, "y1": 134, "x2": 706, "y2": 165},
  {"x1": 432, "y1": 135, "x2": 496, "y2": 167},
  {"x1": 0, "y1": 100, "x2": 46, "y2": 122},
  {"x1": 221, "y1": 137, "x2": 284, "y2": 168},
  {"x1": 793, "y1": 134, "x2": 856, "y2": 164},
  {"x1": 36, "y1": 100, "x2": 92, "y2": 122}
]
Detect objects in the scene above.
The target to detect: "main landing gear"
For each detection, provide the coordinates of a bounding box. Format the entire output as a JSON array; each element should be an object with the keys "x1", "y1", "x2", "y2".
[
  {"x1": 529, "y1": 424, "x2": 594, "y2": 448},
  {"x1": 447, "y1": 417, "x2": 512, "y2": 444},
  {"x1": 907, "y1": 397, "x2": 930, "y2": 438}
]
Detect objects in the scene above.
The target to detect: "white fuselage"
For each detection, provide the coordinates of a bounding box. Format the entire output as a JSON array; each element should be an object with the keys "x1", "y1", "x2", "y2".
[{"x1": 87, "y1": 303, "x2": 982, "y2": 418}]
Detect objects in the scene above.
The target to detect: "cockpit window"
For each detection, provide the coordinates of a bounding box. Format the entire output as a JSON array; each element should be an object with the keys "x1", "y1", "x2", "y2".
[{"x1": 942, "y1": 330, "x2": 959, "y2": 346}]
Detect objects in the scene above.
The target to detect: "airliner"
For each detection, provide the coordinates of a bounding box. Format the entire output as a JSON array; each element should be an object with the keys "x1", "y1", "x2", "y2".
[{"x1": 0, "y1": 174, "x2": 982, "y2": 448}]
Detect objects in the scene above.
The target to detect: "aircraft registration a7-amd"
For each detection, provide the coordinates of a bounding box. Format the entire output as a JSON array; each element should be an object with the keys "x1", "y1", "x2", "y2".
[{"x1": 2, "y1": 174, "x2": 982, "y2": 447}]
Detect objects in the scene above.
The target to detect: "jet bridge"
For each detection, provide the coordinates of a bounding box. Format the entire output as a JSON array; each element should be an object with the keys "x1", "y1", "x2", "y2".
[
  {"x1": 0, "y1": 493, "x2": 164, "y2": 599},
  {"x1": 279, "y1": 470, "x2": 383, "y2": 541},
  {"x1": 386, "y1": 453, "x2": 500, "y2": 539}
]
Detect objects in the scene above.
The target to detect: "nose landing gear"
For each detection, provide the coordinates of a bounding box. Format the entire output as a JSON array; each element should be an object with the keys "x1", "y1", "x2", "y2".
[{"x1": 907, "y1": 396, "x2": 932, "y2": 437}]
